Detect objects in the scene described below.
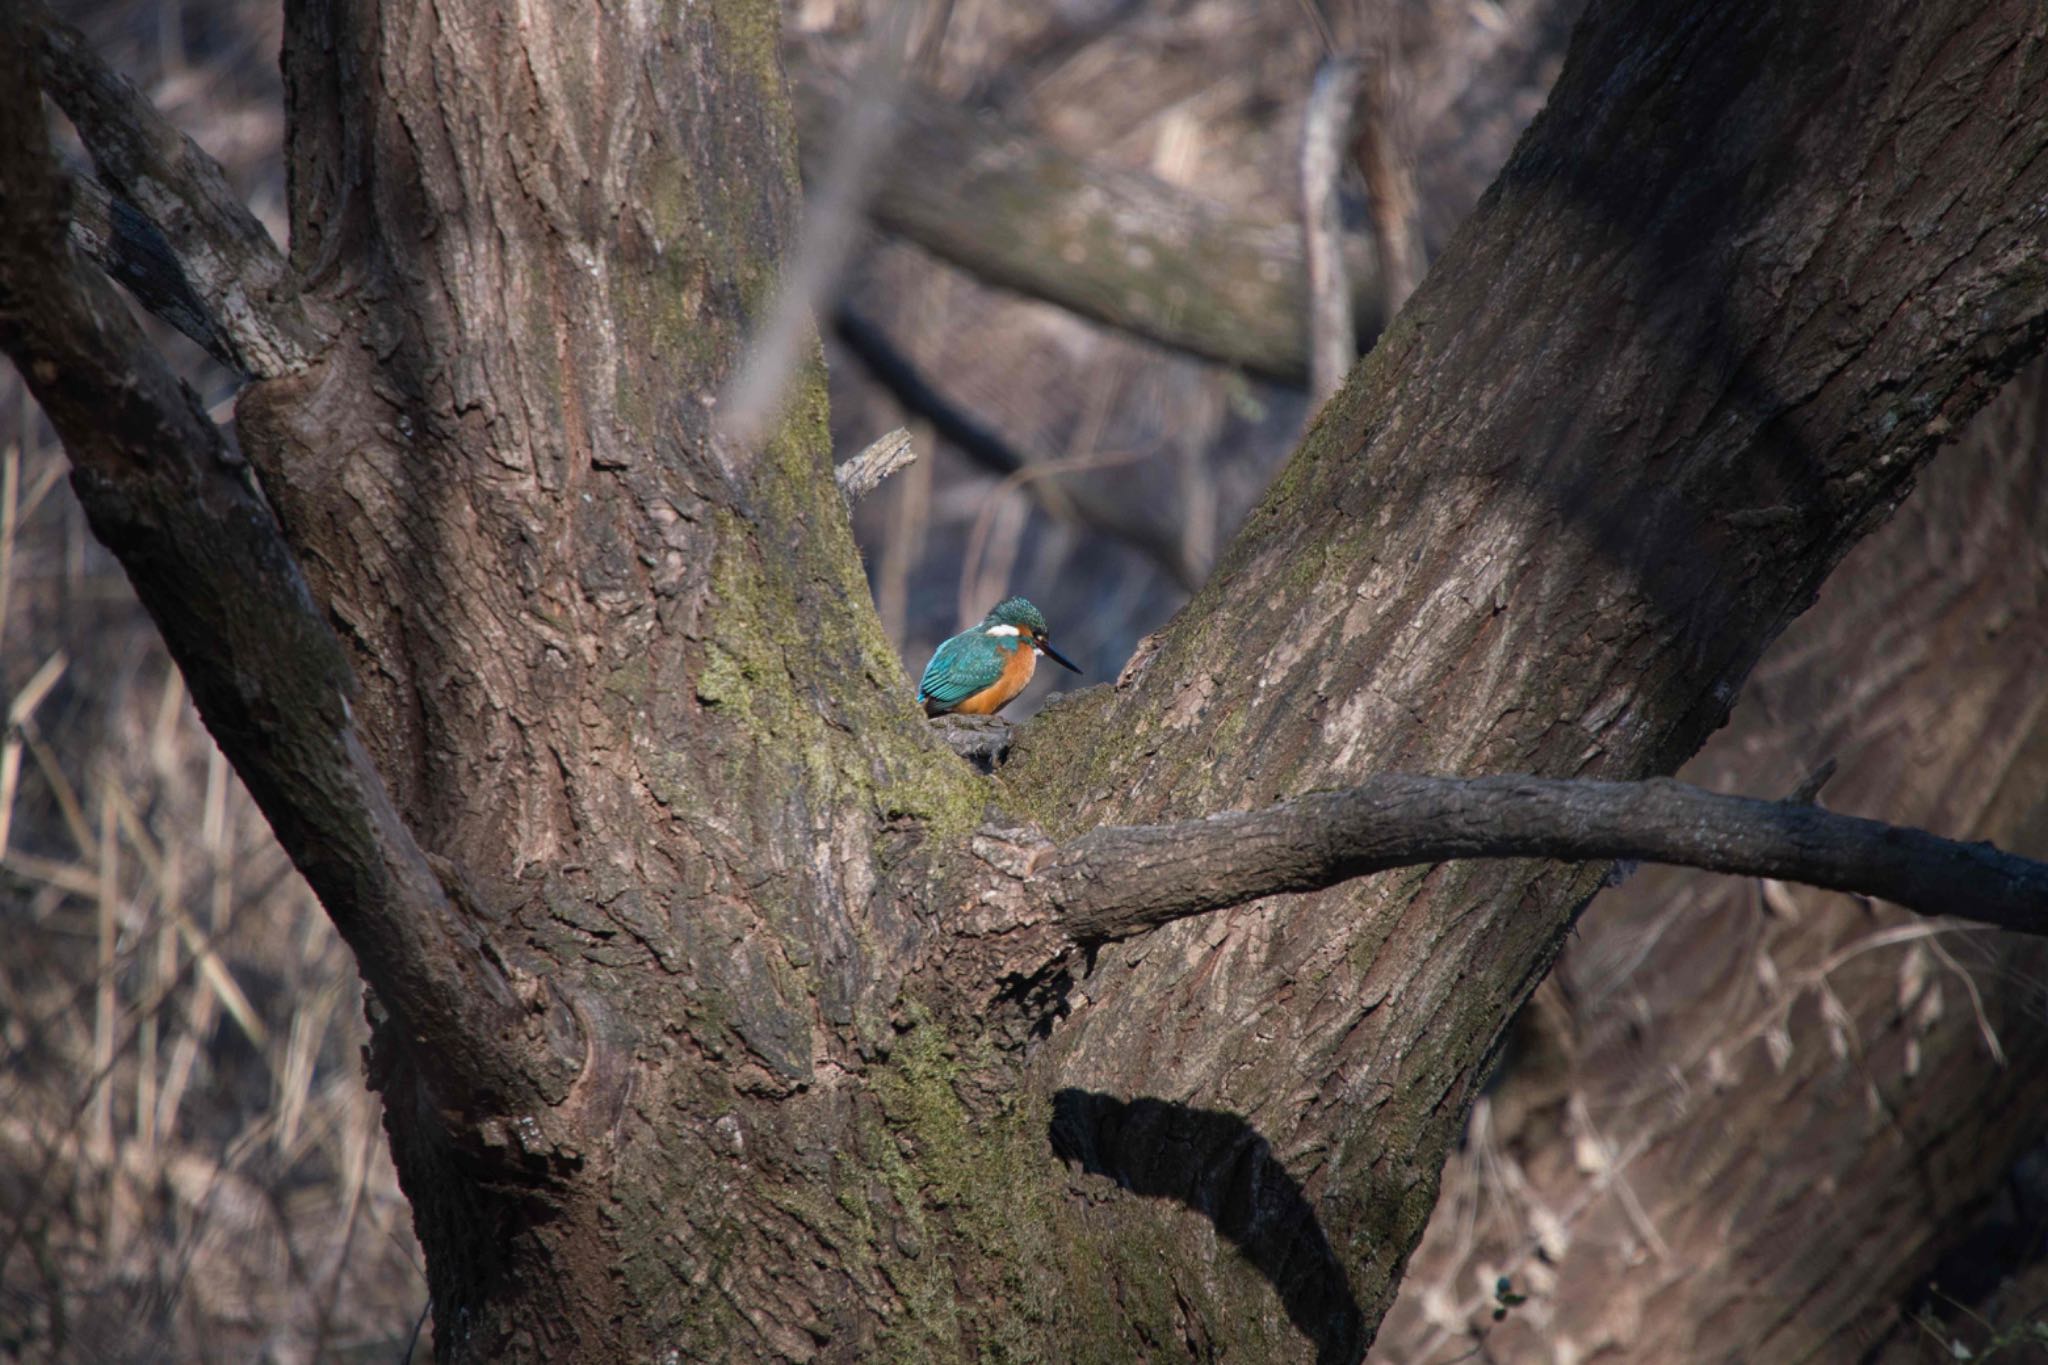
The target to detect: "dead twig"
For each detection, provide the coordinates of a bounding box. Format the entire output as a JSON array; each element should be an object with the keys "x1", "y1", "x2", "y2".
[
  {"x1": 1302, "y1": 57, "x2": 1365, "y2": 404},
  {"x1": 834, "y1": 427, "x2": 919, "y2": 504}
]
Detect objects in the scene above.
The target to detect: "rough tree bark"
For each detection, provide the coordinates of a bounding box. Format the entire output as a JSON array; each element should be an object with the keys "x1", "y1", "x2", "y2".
[{"x1": 3, "y1": 2, "x2": 2046, "y2": 1364}]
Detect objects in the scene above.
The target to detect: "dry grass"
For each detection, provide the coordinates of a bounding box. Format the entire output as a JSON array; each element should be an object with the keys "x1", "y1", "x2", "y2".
[
  {"x1": 0, "y1": 423, "x2": 429, "y2": 1361},
  {"x1": 4, "y1": 7, "x2": 427, "y2": 1360}
]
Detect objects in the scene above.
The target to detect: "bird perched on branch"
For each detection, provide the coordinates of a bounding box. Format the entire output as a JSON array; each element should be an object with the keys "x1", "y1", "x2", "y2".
[{"x1": 916, "y1": 597, "x2": 1080, "y2": 717}]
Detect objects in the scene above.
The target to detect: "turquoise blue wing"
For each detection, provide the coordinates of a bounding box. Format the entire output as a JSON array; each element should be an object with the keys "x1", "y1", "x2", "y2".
[{"x1": 917, "y1": 633, "x2": 1005, "y2": 709}]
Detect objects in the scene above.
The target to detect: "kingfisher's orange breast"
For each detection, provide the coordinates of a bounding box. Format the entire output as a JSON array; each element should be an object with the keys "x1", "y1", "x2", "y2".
[{"x1": 951, "y1": 642, "x2": 1038, "y2": 715}]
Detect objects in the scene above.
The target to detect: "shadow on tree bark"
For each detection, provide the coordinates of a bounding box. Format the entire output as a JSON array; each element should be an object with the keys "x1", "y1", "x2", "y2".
[
  {"x1": 1469, "y1": 8, "x2": 1861, "y2": 638},
  {"x1": 1050, "y1": 1089, "x2": 1366, "y2": 1363}
]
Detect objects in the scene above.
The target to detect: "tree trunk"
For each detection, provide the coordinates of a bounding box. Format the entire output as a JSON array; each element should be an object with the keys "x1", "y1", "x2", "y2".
[
  {"x1": 6, "y1": 0, "x2": 2046, "y2": 1360},
  {"x1": 1377, "y1": 359, "x2": 2048, "y2": 1360},
  {"x1": 237, "y1": 1, "x2": 990, "y2": 1354}
]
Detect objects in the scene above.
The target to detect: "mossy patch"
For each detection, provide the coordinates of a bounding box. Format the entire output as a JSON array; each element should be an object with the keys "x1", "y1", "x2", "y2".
[{"x1": 861, "y1": 1004, "x2": 1074, "y2": 1362}]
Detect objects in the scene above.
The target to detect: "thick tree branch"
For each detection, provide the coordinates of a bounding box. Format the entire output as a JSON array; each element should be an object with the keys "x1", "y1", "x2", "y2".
[
  {"x1": 30, "y1": 6, "x2": 319, "y2": 377},
  {"x1": 804, "y1": 75, "x2": 1382, "y2": 385},
  {"x1": 1037, "y1": 775, "x2": 2048, "y2": 942},
  {"x1": 66, "y1": 168, "x2": 244, "y2": 372},
  {"x1": 1003, "y1": 0, "x2": 2048, "y2": 1344},
  {"x1": 0, "y1": 36, "x2": 542, "y2": 1113}
]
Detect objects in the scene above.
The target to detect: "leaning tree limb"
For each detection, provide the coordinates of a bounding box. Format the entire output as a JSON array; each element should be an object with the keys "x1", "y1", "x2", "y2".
[
  {"x1": 801, "y1": 74, "x2": 1384, "y2": 385},
  {"x1": 1030, "y1": 774, "x2": 2048, "y2": 943},
  {"x1": 29, "y1": 5, "x2": 319, "y2": 378},
  {"x1": 0, "y1": 30, "x2": 545, "y2": 1117},
  {"x1": 993, "y1": 0, "x2": 2048, "y2": 1346}
]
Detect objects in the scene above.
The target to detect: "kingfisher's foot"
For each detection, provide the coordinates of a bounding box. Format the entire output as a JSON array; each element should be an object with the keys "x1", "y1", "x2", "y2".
[{"x1": 928, "y1": 713, "x2": 1014, "y2": 772}]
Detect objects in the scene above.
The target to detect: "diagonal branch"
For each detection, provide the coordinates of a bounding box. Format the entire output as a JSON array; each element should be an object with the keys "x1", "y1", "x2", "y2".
[
  {"x1": 804, "y1": 75, "x2": 1383, "y2": 386},
  {"x1": 1035, "y1": 775, "x2": 2048, "y2": 943},
  {"x1": 0, "y1": 32, "x2": 541, "y2": 1113},
  {"x1": 30, "y1": 5, "x2": 320, "y2": 377},
  {"x1": 66, "y1": 167, "x2": 244, "y2": 372}
]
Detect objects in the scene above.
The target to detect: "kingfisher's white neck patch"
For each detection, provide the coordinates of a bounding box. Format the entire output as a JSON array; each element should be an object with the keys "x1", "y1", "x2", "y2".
[{"x1": 985, "y1": 624, "x2": 1021, "y2": 637}]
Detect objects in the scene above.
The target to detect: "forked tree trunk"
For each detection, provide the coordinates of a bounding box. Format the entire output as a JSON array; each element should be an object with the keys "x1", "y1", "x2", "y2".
[{"x1": 8, "y1": 0, "x2": 2048, "y2": 1359}]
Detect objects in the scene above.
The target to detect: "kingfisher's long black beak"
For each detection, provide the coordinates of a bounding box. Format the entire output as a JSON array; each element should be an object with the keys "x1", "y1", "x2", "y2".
[{"x1": 1040, "y1": 639, "x2": 1081, "y2": 673}]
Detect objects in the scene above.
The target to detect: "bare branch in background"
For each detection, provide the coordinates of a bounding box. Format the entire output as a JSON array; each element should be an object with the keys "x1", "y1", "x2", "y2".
[
  {"x1": 802, "y1": 75, "x2": 1384, "y2": 386},
  {"x1": 1035, "y1": 775, "x2": 2048, "y2": 943},
  {"x1": 0, "y1": 30, "x2": 538, "y2": 1111},
  {"x1": 1302, "y1": 56, "x2": 1363, "y2": 404},
  {"x1": 832, "y1": 306, "x2": 1204, "y2": 589},
  {"x1": 29, "y1": 4, "x2": 320, "y2": 377}
]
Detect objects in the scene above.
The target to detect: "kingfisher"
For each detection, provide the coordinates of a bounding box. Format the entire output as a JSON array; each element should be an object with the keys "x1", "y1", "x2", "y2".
[{"x1": 916, "y1": 597, "x2": 1081, "y2": 717}]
